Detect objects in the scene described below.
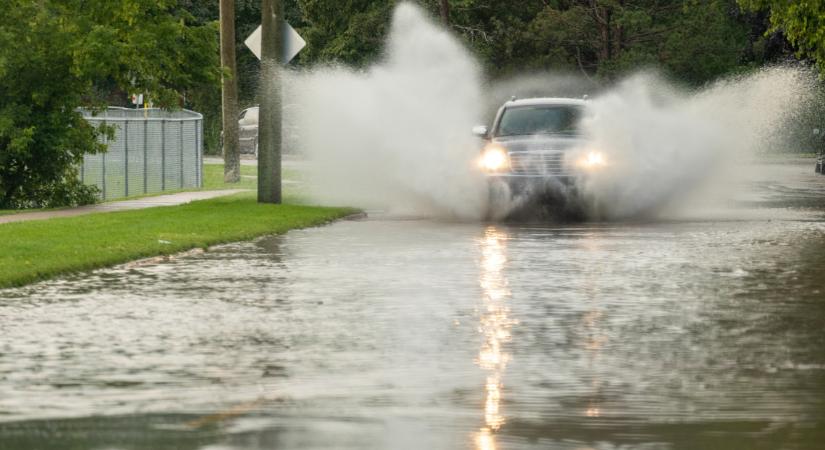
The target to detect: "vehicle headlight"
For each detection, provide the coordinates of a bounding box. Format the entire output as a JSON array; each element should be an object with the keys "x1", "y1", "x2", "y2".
[
  {"x1": 578, "y1": 151, "x2": 608, "y2": 170},
  {"x1": 479, "y1": 145, "x2": 510, "y2": 173}
]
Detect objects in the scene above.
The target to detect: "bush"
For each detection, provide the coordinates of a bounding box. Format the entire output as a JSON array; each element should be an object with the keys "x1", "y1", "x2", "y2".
[
  {"x1": 0, "y1": 0, "x2": 219, "y2": 210},
  {"x1": 5, "y1": 176, "x2": 101, "y2": 210}
]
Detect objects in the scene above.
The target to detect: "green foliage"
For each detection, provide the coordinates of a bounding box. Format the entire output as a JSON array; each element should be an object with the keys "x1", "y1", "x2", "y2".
[
  {"x1": 0, "y1": 0, "x2": 220, "y2": 208},
  {"x1": 662, "y1": 0, "x2": 750, "y2": 84},
  {"x1": 179, "y1": 0, "x2": 265, "y2": 154},
  {"x1": 738, "y1": 0, "x2": 825, "y2": 74},
  {"x1": 297, "y1": 0, "x2": 395, "y2": 66},
  {"x1": 176, "y1": 0, "x2": 796, "y2": 159},
  {"x1": 417, "y1": 0, "x2": 751, "y2": 84},
  {"x1": 2, "y1": 0, "x2": 797, "y2": 188}
]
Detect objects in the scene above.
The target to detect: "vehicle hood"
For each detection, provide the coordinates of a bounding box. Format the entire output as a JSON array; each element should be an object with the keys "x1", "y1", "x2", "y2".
[{"x1": 491, "y1": 135, "x2": 585, "y2": 152}]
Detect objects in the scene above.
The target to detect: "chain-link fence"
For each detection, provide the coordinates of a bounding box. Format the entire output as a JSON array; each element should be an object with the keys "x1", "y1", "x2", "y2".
[{"x1": 79, "y1": 107, "x2": 203, "y2": 200}]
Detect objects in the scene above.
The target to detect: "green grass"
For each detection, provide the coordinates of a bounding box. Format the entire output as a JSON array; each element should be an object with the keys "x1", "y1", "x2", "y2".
[
  {"x1": 0, "y1": 192, "x2": 356, "y2": 288},
  {"x1": 203, "y1": 163, "x2": 259, "y2": 190},
  {"x1": 200, "y1": 163, "x2": 309, "y2": 202}
]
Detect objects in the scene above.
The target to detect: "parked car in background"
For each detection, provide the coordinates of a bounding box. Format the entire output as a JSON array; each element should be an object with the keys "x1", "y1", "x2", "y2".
[
  {"x1": 815, "y1": 128, "x2": 824, "y2": 174},
  {"x1": 238, "y1": 106, "x2": 259, "y2": 155},
  {"x1": 221, "y1": 106, "x2": 259, "y2": 156},
  {"x1": 812, "y1": 128, "x2": 825, "y2": 174}
]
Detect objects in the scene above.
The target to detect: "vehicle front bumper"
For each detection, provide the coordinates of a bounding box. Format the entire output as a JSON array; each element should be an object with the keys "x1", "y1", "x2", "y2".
[{"x1": 485, "y1": 174, "x2": 579, "y2": 196}]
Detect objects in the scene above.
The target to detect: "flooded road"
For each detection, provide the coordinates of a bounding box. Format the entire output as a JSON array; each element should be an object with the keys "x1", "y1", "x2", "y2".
[{"x1": 2, "y1": 160, "x2": 825, "y2": 449}]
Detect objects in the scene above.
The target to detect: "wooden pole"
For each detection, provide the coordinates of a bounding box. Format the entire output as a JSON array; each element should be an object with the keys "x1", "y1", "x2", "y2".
[
  {"x1": 220, "y1": 0, "x2": 241, "y2": 183},
  {"x1": 258, "y1": 0, "x2": 283, "y2": 203}
]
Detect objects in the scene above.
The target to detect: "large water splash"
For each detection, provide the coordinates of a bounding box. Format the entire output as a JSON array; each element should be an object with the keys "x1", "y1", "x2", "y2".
[
  {"x1": 288, "y1": 3, "x2": 487, "y2": 219},
  {"x1": 286, "y1": 2, "x2": 814, "y2": 221},
  {"x1": 573, "y1": 69, "x2": 814, "y2": 220}
]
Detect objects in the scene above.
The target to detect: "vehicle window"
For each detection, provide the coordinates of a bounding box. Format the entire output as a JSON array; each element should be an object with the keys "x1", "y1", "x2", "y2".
[
  {"x1": 238, "y1": 110, "x2": 247, "y2": 120},
  {"x1": 496, "y1": 106, "x2": 582, "y2": 137},
  {"x1": 246, "y1": 108, "x2": 259, "y2": 123}
]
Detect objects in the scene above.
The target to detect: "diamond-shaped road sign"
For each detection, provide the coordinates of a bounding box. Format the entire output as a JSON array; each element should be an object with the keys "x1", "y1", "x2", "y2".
[{"x1": 244, "y1": 21, "x2": 306, "y2": 64}]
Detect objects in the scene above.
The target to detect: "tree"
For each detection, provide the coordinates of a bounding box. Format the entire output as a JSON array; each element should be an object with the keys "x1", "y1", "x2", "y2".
[
  {"x1": 0, "y1": 0, "x2": 220, "y2": 209},
  {"x1": 422, "y1": 0, "x2": 752, "y2": 85},
  {"x1": 517, "y1": 0, "x2": 744, "y2": 81},
  {"x1": 177, "y1": 0, "x2": 254, "y2": 156},
  {"x1": 737, "y1": 0, "x2": 825, "y2": 74},
  {"x1": 439, "y1": 0, "x2": 450, "y2": 25},
  {"x1": 661, "y1": 0, "x2": 749, "y2": 85},
  {"x1": 296, "y1": 0, "x2": 394, "y2": 66}
]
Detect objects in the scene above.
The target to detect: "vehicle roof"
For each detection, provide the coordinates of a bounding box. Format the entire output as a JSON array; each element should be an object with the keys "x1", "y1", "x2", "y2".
[{"x1": 503, "y1": 97, "x2": 587, "y2": 108}]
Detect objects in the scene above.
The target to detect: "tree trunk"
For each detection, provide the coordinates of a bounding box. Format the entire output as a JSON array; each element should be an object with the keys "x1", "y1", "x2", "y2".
[
  {"x1": 220, "y1": 0, "x2": 240, "y2": 183},
  {"x1": 613, "y1": 0, "x2": 624, "y2": 58},
  {"x1": 588, "y1": 1, "x2": 612, "y2": 65},
  {"x1": 600, "y1": 8, "x2": 611, "y2": 64},
  {"x1": 258, "y1": 0, "x2": 283, "y2": 203},
  {"x1": 439, "y1": 0, "x2": 450, "y2": 26}
]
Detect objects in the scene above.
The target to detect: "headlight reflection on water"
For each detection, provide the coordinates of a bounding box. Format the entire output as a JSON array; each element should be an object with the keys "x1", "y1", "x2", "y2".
[{"x1": 475, "y1": 226, "x2": 518, "y2": 448}]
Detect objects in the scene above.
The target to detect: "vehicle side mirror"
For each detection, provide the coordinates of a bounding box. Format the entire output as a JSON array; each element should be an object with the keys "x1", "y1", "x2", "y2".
[{"x1": 472, "y1": 125, "x2": 488, "y2": 138}]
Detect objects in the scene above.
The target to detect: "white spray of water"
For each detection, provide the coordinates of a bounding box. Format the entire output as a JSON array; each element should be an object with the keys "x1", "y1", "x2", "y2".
[
  {"x1": 288, "y1": 3, "x2": 487, "y2": 219},
  {"x1": 287, "y1": 2, "x2": 814, "y2": 221},
  {"x1": 572, "y1": 69, "x2": 813, "y2": 220}
]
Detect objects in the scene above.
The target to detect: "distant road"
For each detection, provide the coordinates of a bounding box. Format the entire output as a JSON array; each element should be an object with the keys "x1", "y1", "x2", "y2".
[{"x1": 204, "y1": 155, "x2": 308, "y2": 170}]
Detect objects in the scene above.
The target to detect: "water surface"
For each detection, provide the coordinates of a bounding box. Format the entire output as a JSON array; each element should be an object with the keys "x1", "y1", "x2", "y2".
[{"x1": 1, "y1": 161, "x2": 825, "y2": 450}]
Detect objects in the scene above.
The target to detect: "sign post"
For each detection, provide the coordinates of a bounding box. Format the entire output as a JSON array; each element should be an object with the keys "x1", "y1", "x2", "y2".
[{"x1": 250, "y1": 3, "x2": 304, "y2": 204}]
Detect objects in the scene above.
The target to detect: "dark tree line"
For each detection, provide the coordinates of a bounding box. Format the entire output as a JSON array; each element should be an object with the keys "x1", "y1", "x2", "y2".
[
  {"x1": 176, "y1": 0, "x2": 810, "y2": 154},
  {"x1": 179, "y1": 0, "x2": 802, "y2": 154},
  {"x1": 0, "y1": 0, "x2": 817, "y2": 208},
  {"x1": 290, "y1": 0, "x2": 797, "y2": 83}
]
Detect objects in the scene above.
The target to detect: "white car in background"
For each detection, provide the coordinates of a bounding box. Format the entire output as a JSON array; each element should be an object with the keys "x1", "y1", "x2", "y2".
[
  {"x1": 221, "y1": 106, "x2": 259, "y2": 156},
  {"x1": 237, "y1": 106, "x2": 259, "y2": 155}
]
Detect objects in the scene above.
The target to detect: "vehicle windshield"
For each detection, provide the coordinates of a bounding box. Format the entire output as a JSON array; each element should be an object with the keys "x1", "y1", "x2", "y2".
[{"x1": 496, "y1": 105, "x2": 582, "y2": 137}]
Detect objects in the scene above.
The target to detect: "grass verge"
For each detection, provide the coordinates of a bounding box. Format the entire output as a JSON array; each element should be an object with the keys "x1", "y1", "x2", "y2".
[{"x1": 0, "y1": 192, "x2": 356, "y2": 289}]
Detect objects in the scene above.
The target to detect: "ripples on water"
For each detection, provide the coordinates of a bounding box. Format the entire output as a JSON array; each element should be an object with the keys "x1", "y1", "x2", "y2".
[{"x1": 2, "y1": 201, "x2": 825, "y2": 448}]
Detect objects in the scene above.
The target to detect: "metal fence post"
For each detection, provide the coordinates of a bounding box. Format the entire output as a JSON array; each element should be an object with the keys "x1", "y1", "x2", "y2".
[
  {"x1": 102, "y1": 133, "x2": 107, "y2": 200},
  {"x1": 124, "y1": 120, "x2": 129, "y2": 198},
  {"x1": 196, "y1": 120, "x2": 202, "y2": 187},
  {"x1": 100, "y1": 117, "x2": 109, "y2": 200},
  {"x1": 179, "y1": 121, "x2": 184, "y2": 189},
  {"x1": 161, "y1": 119, "x2": 166, "y2": 191},
  {"x1": 143, "y1": 119, "x2": 148, "y2": 194}
]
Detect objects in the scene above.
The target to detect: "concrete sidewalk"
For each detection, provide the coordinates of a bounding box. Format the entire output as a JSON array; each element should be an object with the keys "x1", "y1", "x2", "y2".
[{"x1": 0, "y1": 189, "x2": 248, "y2": 225}]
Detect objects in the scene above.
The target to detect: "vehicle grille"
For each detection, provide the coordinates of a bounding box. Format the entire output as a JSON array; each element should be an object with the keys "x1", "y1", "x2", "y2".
[{"x1": 508, "y1": 151, "x2": 570, "y2": 176}]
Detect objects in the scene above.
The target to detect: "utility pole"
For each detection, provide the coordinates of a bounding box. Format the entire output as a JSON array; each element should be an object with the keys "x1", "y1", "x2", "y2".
[
  {"x1": 220, "y1": 0, "x2": 241, "y2": 183},
  {"x1": 258, "y1": 0, "x2": 283, "y2": 203}
]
